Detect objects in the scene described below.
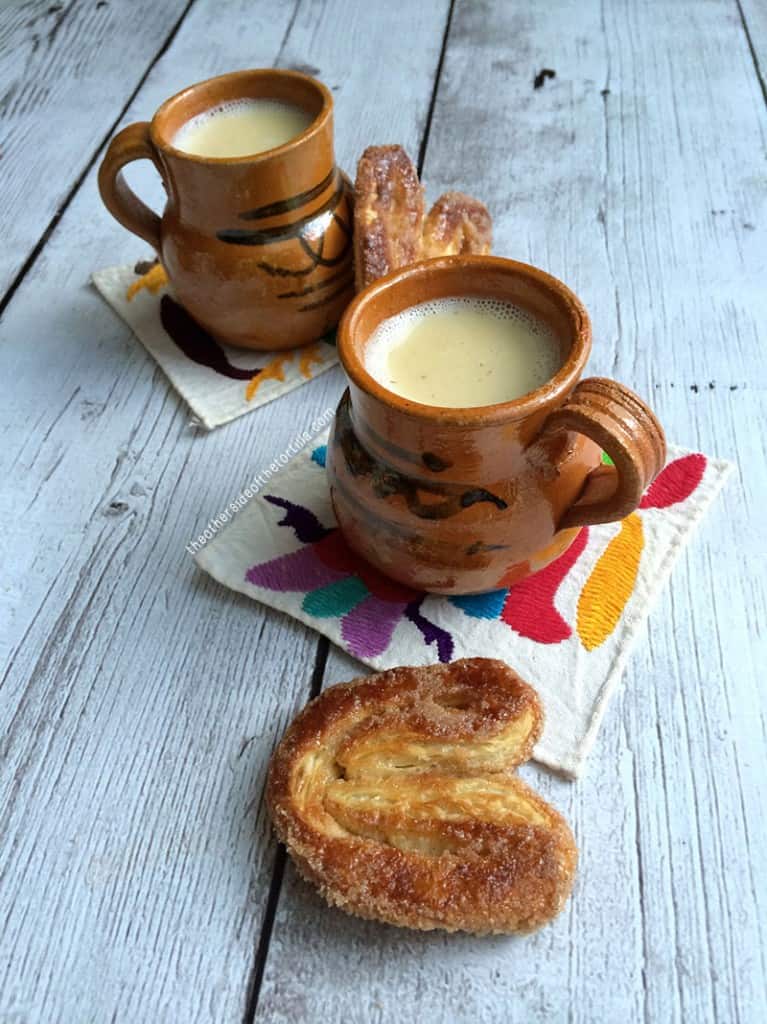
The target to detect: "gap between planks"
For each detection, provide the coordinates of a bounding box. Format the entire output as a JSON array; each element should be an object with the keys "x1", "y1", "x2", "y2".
[
  {"x1": 735, "y1": 0, "x2": 767, "y2": 108},
  {"x1": 242, "y1": 636, "x2": 329, "y2": 1024},
  {"x1": 0, "y1": 0, "x2": 198, "y2": 322}
]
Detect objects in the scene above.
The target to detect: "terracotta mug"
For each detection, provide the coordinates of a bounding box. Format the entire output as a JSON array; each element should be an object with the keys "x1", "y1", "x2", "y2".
[
  {"x1": 98, "y1": 69, "x2": 353, "y2": 350},
  {"x1": 327, "y1": 255, "x2": 666, "y2": 595}
]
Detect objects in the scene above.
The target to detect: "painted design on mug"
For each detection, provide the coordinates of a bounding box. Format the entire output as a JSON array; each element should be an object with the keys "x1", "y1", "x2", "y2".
[
  {"x1": 216, "y1": 169, "x2": 354, "y2": 310},
  {"x1": 336, "y1": 396, "x2": 508, "y2": 520}
]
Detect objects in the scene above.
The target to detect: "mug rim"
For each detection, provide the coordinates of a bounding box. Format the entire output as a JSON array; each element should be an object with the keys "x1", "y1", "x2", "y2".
[
  {"x1": 337, "y1": 255, "x2": 592, "y2": 424},
  {"x1": 149, "y1": 68, "x2": 333, "y2": 165}
]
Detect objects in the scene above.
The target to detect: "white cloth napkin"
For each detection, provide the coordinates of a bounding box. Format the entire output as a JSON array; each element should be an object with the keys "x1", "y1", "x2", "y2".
[{"x1": 92, "y1": 262, "x2": 338, "y2": 429}]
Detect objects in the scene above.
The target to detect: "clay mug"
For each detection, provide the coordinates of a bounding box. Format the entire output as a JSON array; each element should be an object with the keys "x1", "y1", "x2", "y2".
[
  {"x1": 98, "y1": 69, "x2": 353, "y2": 350},
  {"x1": 327, "y1": 255, "x2": 666, "y2": 595}
]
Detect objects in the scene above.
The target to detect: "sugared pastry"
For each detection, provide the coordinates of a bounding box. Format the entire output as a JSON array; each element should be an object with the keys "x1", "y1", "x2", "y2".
[
  {"x1": 422, "y1": 190, "x2": 492, "y2": 258},
  {"x1": 353, "y1": 146, "x2": 493, "y2": 290},
  {"x1": 354, "y1": 145, "x2": 424, "y2": 291},
  {"x1": 267, "y1": 658, "x2": 577, "y2": 934}
]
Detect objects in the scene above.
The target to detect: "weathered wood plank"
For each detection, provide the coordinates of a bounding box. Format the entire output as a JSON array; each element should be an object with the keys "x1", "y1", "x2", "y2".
[
  {"x1": 255, "y1": 1, "x2": 767, "y2": 1021},
  {"x1": 0, "y1": 1, "x2": 448, "y2": 1020},
  {"x1": 0, "y1": 0, "x2": 190, "y2": 302}
]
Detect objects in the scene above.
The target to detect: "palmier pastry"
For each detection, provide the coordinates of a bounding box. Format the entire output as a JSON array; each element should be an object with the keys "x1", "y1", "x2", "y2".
[
  {"x1": 267, "y1": 658, "x2": 577, "y2": 934},
  {"x1": 353, "y1": 145, "x2": 492, "y2": 290},
  {"x1": 354, "y1": 144, "x2": 424, "y2": 291},
  {"x1": 421, "y1": 190, "x2": 493, "y2": 259}
]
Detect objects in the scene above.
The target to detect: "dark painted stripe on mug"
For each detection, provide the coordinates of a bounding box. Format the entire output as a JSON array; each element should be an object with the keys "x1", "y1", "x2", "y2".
[
  {"x1": 331, "y1": 476, "x2": 497, "y2": 575},
  {"x1": 297, "y1": 231, "x2": 351, "y2": 268},
  {"x1": 330, "y1": 475, "x2": 413, "y2": 536},
  {"x1": 460, "y1": 489, "x2": 508, "y2": 511},
  {"x1": 353, "y1": 410, "x2": 453, "y2": 476},
  {"x1": 466, "y1": 539, "x2": 510, "y2": 555},
  {"x1": 337, "y1": 415, "x2": 509, "y2": 520},
  {"x1": 238, "y1": 169, "x2": 336, "y2": 221},
  {"x1": 255, "y1": 260, "x2": 316, "y2": 278},
  {"x1": 296, "y1": 275, "x2": 354, "y2": 312},
  {"x1": 331, "y1": 208, "x2": 352, "y2": 237},
  {"x1": 277, "y1": 265, "x2": 353, "y2": 299},
  {"x1": 337, "y1": 391, "x2": 455, "y2": 477},
  {"x1": 217, "y1": 183, "x2": 345, "y2": 246}
]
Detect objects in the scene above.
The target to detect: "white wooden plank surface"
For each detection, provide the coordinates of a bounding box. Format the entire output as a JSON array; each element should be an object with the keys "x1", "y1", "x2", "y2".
[
  {"x1": 0, "y1": 0, "x2": 190, "y2": 301},
  {"x1": 739, "y1": 0, "x2": 767, "y2": 94},
  {"x1": 0, "y1": 0, "x2": 450, "y2": 1020},
  {"x1": 255, "y1": 1, "x2": 767, "y2": 1021}
]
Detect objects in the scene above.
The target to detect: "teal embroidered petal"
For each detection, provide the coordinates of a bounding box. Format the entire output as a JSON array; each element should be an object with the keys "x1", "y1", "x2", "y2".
[{"x1": 302, "y1": 576, "x2": 368, "y2": 618}]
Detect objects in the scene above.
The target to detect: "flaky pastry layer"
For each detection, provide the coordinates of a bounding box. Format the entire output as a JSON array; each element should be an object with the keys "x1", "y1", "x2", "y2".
[{"x1": 267, "y1": 658, "x2": 577, "y2": 934}]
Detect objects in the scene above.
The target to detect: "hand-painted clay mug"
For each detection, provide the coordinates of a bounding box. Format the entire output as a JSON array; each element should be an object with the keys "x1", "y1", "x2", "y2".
[
  {"x1": 327, "y1": 255, "x2": 666, "y2": 595},
  {"x1": 98, "y1": 69, "x2": 353, "y2": 350}
]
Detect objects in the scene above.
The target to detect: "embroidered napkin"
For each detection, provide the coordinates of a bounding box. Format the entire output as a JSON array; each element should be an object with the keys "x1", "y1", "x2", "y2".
[
  {"x1": 195, "y1": 435, "x2": 731, "y2": 776},
  {"x1": 92, "y1": 262, "x2": 338, "y2": 429}
]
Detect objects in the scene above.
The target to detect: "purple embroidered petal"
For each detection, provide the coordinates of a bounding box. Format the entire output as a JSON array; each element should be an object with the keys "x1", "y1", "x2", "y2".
[
  {"x1": 245, "y1": 547, "x2": 343, "y2": 592},
  {"x1": 263, "y1": 495, "x2": 331, "y2": 543},
  {"x1": 341, "y1": 596, "x2": 404, "y2": 659},
  {"x1": 405, "y1": 598, "x2": 454, "y2": 663}
]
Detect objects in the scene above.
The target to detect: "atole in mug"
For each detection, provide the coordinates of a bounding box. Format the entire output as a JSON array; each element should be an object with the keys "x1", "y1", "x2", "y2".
[
  {"x1": 328, "y1": 256, "x2": 667, "y2": 596},
  {"x1": 98, "y1": 69, "x2": 353, "y2": 350}
]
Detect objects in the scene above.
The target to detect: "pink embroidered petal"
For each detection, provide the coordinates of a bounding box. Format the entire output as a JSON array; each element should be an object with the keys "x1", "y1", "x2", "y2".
[
  {"x1": 640, "y1": 453, "x2": 706, "y2": 509},
  {"x1": 501, "y1": 527, "x2": 589, "y2": 644}
]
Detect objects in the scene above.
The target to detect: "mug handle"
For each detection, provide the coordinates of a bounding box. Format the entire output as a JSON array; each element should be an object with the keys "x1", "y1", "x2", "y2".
[
  {"x1": 97, "y1": 122, "x2": 163, "y2": 252},
  {"x1": 542, "y1": 377, "x2": 666, "y2": 529}
]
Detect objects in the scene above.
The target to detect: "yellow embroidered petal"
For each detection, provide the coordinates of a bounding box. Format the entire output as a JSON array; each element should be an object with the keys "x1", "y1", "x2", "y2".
[
  {"x1": 296, "y1": 342, "x2": 323, "y2": 378},
  {"x1": 245, "y1": 355, "x2": 290, "y2": 401},
  {"x1": 298, "y1": 342, "x2": 325, "y2": 379},
  {"x1": 576, "y1": 512, "x2": 644, "y2": 651},
  {"x1": 126, "y1": 263, "x2": 168, "y2": 300}
]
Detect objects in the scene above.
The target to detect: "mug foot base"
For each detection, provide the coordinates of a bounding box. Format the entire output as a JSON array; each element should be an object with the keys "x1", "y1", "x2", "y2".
[{"x1": 413, "y1": 526, "x2": 583, "y2": 596}]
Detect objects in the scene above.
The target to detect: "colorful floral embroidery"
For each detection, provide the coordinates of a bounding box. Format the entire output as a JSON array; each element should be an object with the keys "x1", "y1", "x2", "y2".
[
  {"x1": 243, "y1": 452, "x2": 710, "y2": 660},
  {"x1": 299, "y1": 343, "x2": 325, "y2": 378},
  {"x1": 311, "y1": 445, "x2": 327, "y2": 468},
  {"x1": 126, "y1": 262, "x2": 168, "y2": 299},
  {"x1": 159, "y1": 295, "x2": 259, "y2": 380},
  {"x1": 575, "y1": 453, "x2": 709, "y2": 649},
  {"x1": 245, "y1": 496, "x2": 453, "y2": 661},
  {"x1": 451, "y1": 527, "x2": 589, "y2": 644},
  {"x1": 640, "y1": 453, "x2": 706, "y2": 509},
  {"x1": 245, "y1": 355, "x2": 289, "y2": 400}
]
